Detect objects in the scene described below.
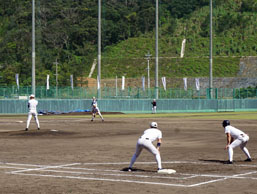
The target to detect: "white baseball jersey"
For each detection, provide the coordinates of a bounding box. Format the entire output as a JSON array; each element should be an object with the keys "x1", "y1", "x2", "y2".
[
  {"x1": 141, "y1": 128, "x2": 162, "y2": 142},
  {"x1": 225, "y1": 125, "x2": 246, "y2": 139},
  {"x1": 28, "y1": 99, "x2": 38, "y2": 111},
  {"x1": 92, "y1": 99, "x2": 97, "y2": 107}
]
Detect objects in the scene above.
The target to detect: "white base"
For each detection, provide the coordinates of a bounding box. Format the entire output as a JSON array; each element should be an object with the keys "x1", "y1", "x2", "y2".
[{"x1": 157, "y1": 169, "x2": 176, "y2": 174}]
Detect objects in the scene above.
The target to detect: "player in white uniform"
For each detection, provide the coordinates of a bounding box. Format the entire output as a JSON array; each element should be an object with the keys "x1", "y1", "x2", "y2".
[
  {"x1": 91, "y1": 97, "x2": 104, "y2": 122},
  {"x1": 26, "y1": 94, "x2": 40, "y2": 131},
  {"x1": 222, "y1": 120, "x2": 252, "y2": 164},
  {"x1": 128, "y1": 122, "x2": 162, "y2": 172}
]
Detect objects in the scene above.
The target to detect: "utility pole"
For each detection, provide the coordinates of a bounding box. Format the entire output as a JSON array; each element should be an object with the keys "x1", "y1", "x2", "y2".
[
  {"x1": 155, "y1": 0, "x2": 159, "y2": 99},
  {"x1": 97, "y1": 0, "x2": 101, "y2": 99},
  {"x1": 209, "y1": 0, "x2": 213, "y2": 98},
  {"x1": 32, "y1": 0, "x2": 36, "y2": 95},
  {"x1": 145, "y1": 52, "x2": 151, "y2": 89},
  {"x1": 53, "y1": 59, "x2": 58, "y2": 97}
]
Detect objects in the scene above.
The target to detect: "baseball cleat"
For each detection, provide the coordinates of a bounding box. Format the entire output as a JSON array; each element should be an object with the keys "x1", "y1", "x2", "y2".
[
  {"x1": 25, "y1": 128, "x2": 28, "y2": 131},
  {"x1": 225, "y1": 160, "x2": 233, "y2": 164},
  {"x1": 128, "y1": 168, "x2": 132, "y2": 172},
  {"x1": 245, "y1": 158, "x2": 252, "y2": 162},
  {"x1": 38, "y1": 128, "x2": 40, "y2": 130},
  {"x1": 91, "y1": 119, "x2": 93, "y2": 122}
]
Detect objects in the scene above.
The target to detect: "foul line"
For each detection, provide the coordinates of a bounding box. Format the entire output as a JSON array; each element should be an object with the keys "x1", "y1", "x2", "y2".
[{"x1": 2, "y1": 161, "x2": 257, "y2": 188}]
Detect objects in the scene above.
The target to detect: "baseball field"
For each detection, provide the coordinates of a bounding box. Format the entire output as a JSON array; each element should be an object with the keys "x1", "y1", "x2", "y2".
[{"x1": 0, "y1": 112, "x2": 256, "y2": 194}]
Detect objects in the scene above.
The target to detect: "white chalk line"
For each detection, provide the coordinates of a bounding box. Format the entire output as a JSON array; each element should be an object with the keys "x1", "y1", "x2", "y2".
[
  {"x1": 10, "y1": 163, "x2": 80, "y2": 174},
  {"x1": 11, "y1": 172, "x2": 190, "y2": 188},
  {"x1": 79, "y1": 161, "x2": 257, "y2": 168},
  {"x1": 2, "y1": 161, "x2": 257, "y2": 187},
  {"x1": 12, "y1": 168, "x2": 197, "y2": 181}
]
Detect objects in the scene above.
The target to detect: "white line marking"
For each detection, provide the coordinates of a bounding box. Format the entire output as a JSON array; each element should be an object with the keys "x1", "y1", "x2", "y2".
[
  {"x1": 188, "y1": 178, "x2": 228, "y2": 187},
  {"x1": 10, "y1": 163, "x2": 80, "y2": 174},
  {"x1": 12, "y1": 172, "x2": 190, "y2": 187},
  {"x1": 79, "y1": 161, "x2": 257, "y2": 167},
  {"x1": 2, "y1": 161, "x2": 257, "y2": 188},
  {"x1": 17, "y1": 168, "x2": 195, "y2": 180}
]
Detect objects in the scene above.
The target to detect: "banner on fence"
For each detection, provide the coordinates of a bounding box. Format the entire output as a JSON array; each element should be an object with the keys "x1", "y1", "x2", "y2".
[
  {"x1": 122, "y1": 76, "x2": 125, "y2": 90},
  {"x1": 142, "y1": 76, "x2": 145, "y2": 91},
  {"x1": 15, "y1": 74, "x2": 19, "y2": 90},
  {"x1": 183, "y1": 77, "x2": 187, "y2": 91},
  {"x1": 195, "y1": 78, "x2": 200, "y2": 91},
  {"x1": 70, "y1": 75, "x2": 74, "y2": 90},
  {"x1": 46, "y1": 74, "x2": 50, "y2": 90},
  {"x1": 162, "y1": 77, "x2": 166, "y2": 91}
]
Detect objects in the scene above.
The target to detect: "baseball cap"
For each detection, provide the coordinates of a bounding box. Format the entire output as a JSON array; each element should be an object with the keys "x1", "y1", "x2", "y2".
[{"x1": 29, "y1": 94, "x2": 35, "y2": 98}]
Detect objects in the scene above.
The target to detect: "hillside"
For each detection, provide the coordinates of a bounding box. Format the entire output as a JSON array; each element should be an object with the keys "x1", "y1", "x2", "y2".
[
  {"x1": 99, "y1": 1, "x2": 257, "y2": 79},
  {"x1": 0, "y1": 0, "x2": 256, "y2": 86}
]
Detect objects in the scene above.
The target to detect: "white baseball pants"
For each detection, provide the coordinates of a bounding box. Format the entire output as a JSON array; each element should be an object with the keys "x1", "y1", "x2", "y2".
[
  {"x1": 91, "y1": 107, "x2": 104, "y2": 121},
  {"x1": 26, "y1": 110, "x2": 40, "y2": 129},
  {"x1": 228, "y1": 134, "x2": 251, "y2": 162},
  {"x1": 129, "y1": 137, "x2": 162, "y2": 169},
  {"x1": 152, "y1": 106, "x2": 157, "y2": 114}
]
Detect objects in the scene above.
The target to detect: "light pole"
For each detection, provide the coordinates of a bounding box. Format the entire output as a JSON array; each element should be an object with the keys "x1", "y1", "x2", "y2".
[
  {"x1": 145, "y1": 52, "x2": 151, "y2": 89},
  {"x1": 209, "y1": 0, "x2": 213, "y2": 98},
  {"x1": 97, "y1": 0, "x2": 101, "y2": 99},
  {"x1": 32, "y1": 0, "x2": 36, "y2": 95},
  {"x1": 155, "y1": 0, "x2": 159, "y2": 99}
]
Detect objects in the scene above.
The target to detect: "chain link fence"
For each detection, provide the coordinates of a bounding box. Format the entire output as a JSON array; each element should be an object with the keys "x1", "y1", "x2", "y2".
[{"x1": 0, "y1": 86, "x2": 256, "y2": 100}]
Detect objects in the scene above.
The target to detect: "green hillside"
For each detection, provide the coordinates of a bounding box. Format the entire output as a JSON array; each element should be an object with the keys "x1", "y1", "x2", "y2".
[
  {"x1": 100, "y1": 1, "x2": 256, "y2": 78},
  {"x1": 0, "y1": 0, "x2": 256, "y2": 86}
]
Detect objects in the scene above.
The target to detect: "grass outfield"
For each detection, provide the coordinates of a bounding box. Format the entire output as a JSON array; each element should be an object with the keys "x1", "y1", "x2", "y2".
[
  {"x1": 2, "y1": 111, "x2": 255, "y2": 120},
  {"x1": 1, "y1": 111, "x2": 256, "y2": 120},
  {"x1": 102, "y1": 112, "x2": 257, "y2": 120}
]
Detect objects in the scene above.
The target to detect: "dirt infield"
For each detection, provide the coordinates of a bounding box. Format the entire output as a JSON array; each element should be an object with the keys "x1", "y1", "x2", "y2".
[{"x1": 0, "y1": 114, "x2": 256, "y2": 194}]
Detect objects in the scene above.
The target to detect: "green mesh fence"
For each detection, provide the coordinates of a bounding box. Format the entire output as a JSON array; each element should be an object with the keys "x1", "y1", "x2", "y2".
[
  {"x1": 0, "y1": 99, "x2": 257, "y2": 114},
  {"x1": 0, "y1": 86, "x2": 257, "y2": 99}
]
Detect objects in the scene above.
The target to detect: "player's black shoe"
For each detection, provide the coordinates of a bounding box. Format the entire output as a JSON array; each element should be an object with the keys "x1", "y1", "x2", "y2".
[
  {"x1": 245, "y1": 158, "x2": 252, "y2": 162},
  {"x1": 25, "y1": 128, "x2": 28, "y2": 131},
  {"x1": 128, "y1": 168, "x2": 132, "y2": 172},
  {"x1": 225, "y1": 160, "x2": 233, "y2": 164},
  {"x1": 38, "y1": 128, "x2": 40, "y2": 130}
]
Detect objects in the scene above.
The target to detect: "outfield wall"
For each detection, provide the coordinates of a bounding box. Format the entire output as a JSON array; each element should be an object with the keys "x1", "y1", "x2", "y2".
[{"x1": 1, "y1": 99, "x2": 257, "y2": 114}]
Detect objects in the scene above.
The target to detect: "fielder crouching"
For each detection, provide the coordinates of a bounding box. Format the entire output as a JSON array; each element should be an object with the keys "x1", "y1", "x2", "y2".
[
  {"x1": 222, "y1": 120, "x2": 252, "y2": 164},
  {"x1": 128, "y1": 122, "x2": 162, "y2": 172}
]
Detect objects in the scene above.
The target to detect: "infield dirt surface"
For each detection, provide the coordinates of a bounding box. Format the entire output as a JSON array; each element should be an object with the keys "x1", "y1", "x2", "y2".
[{"x1": 0, "y1": 113, "x2": 256, "y2": 194}]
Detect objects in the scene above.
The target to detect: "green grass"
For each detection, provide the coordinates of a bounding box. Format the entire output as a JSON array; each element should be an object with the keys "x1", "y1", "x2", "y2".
[{"x1": 2, "y1": 111, "x2": 255, "y2": 120}]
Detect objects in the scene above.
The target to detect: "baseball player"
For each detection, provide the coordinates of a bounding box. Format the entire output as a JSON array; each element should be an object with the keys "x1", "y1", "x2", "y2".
[
  {"x1": 25, "y1": 94, "x2": 40, "y2": 131},
  {"x1": 91, "y1": 98, "x2": 104, "y2": 122},
  {"x1": 222, "y1": 120, "x2": 252, "y2": 164},
  {"x1": 91, "y1": 96, "x2": 97, "y2": 108},
  {"x1": 151, "y1": 99, "x2": 157, "y2": 114},
  {"x1": 128, "y1": 122, "x2": 162, "y2": 172}
]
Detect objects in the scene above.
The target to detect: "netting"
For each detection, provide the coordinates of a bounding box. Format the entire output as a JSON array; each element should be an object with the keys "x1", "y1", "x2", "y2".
[
  {"x1": 0, "y1": 86, "x2": 257, "y2": 100},
  {"x1": 0, "y1": 98, "x2": 257, "y2": 114}
]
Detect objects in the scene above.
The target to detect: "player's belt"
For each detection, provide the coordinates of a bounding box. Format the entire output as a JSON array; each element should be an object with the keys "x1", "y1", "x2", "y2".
[{"x1": 140, "y1": 137, "x2": 149, "y2": 140}]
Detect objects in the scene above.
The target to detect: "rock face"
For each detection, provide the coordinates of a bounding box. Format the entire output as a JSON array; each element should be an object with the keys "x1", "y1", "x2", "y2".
[
  {"x1": 89, "y1": 57, "x2": 257, "y2": 89},
  {"x1": 238, "y1": 56, "x2": 257, "y2": 78}
]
